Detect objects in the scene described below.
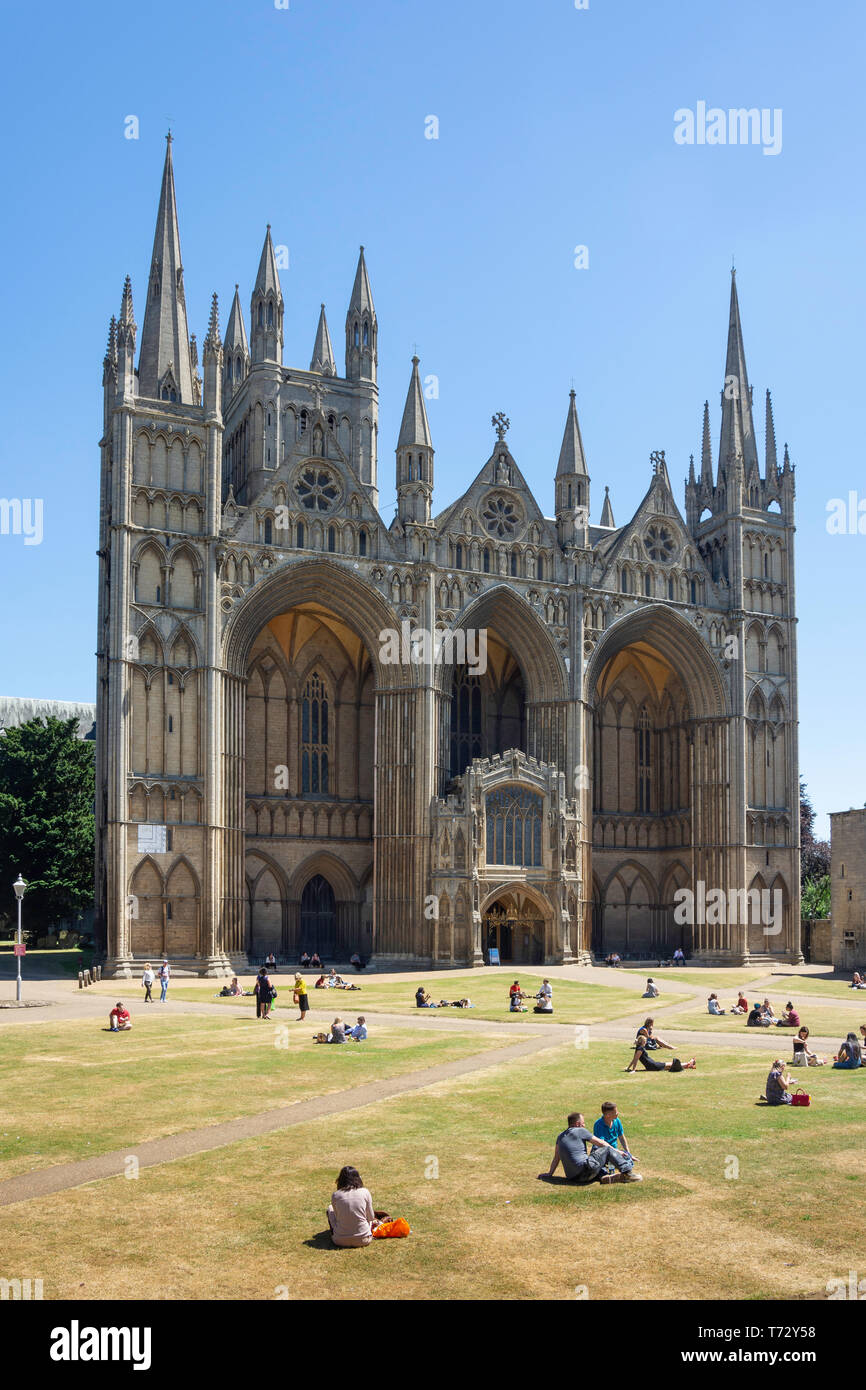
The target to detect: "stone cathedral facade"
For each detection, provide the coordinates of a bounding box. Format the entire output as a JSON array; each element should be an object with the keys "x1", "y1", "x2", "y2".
[{"x1": 96, "y1": 139, "x2": 802, "y2": 975}]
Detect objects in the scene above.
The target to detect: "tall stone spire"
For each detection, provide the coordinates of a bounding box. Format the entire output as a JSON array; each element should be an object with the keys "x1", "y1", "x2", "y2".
[
  {"x1": 250, "y1": 226, "x2": 284, "y2": 364},
  {"x1": 396, "y1": 356, "x2": 433, "y2": 526},
  {"x1": 223, "y1": 285, "x2": 250, "y2": 401},
  {"x1": 600, "y1": 486, "x2": 615, "y2": 528},
  {"x1": 137, "y1": 134, "x2": 193, "y2": 402},
  {"x1": 345, "y1": 246, "x2": 378, "y2": 381},
  {"x1": 202, "y1": 292, "x2": 222, "y2": 418},
  {"x1": 117, "y1": 275, "x2": 137, "y2": 398},
  {"x1": 310, "y1": 304, "x2": 336, "y2": 375},
  {"x1": 701, "y1": 399, "x2": 714, "y2": 488},
  {"x1": 765, "y1": 388, "x2": 778, "y2": 478},
  {"x1": 718, "y1": 269, "x2": 759, "y2": 478},
  {"x1": 556, "y1": 390, "x2": 589, "y2": 478},
  {"x1": 555, "y1": 390, "x2": 590, "y2": 546}
]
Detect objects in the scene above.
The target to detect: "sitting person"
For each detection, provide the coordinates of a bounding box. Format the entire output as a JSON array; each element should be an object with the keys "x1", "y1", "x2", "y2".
[
  {"x1": 299, "y1": 950, "x2": 311, "y2": 968},
  {"x1": 347, "y1": 1016, "x2": 367, "y2": 1041},
  {"x1": 534, "y1": 989, "x2": 553, "y2": 1014},
  {"x1": 327, "y1": 1017, "x2": 348, "y2": 1043},
  {"x1": 833, "y1": 1032, "x2": 863, "y2": 1069},
  {"x1": 108, "y1": 1002, "x2": 132, "y2": 1032},
  {"x1": 229, "y1": 976, "x2": 243, "y2": 996},
  {"x1": 309, "y1": 952, "x2": 322, "y2": 969},
  {"x1": 314, "y1": 974, "x2": 326, "y2": 989},
  {"x1": 673, "y1": 947, "x2": 685, "y2": 966},
  {"x1": 349, "y1": 951, "x2": 366, "y2": 971},
  {"x1": 509, "y1": 980, "x2": 526, "y2": 1001},
  {"x1": 730, "y1": 991, "x2": 749, "y2": 1015},
  {"x1": 707, "y1": 992, "x2": 725, "y2": 1015},
  {"x1": 775, "y1": 1001, "x2": 800, "y2": 1027},
  {"x1": 609, "y1": 952, "x2": 622, "y2": 968},
  {"x1": 760, "y1": 998, "x2": 778, "y2": 1022},
  {"x1": 415, "y1": 987, "x2": 437, "y2": 1008},
  {"x1": 592, "y1": 1101, "x2": 635, "y2": 1160},
  {"x1": 539, "y1": 1111, "x2": 641, "y2": 1185},
  {"x1": 851, "y1": 971, "x2": 866, "y2": 989},
  {"x1": 510, "y1": 991, "x2": 528, "y2": 1013},
  {"x1": 326, "y1": 1166, "x2": 380, "y2": 1248},
  {"x1": 266, "y1": 951, "x2": 276, "y2": 970},
  {"x1": 625, "y1": 1028, "x2": 695, "y2": 1073},
  {"x1": 643, "y1": 978, "x2": 660, "y2": 999},
  {"x1": 747, "y1": 1002, "x2": 772, "y2": 1027},
  {"x1": 764, "y1": 1059, "x2": 793, "y2": 1104},
  {"x1": 791, "y1": 1026, "x2": 824, "y2": 1066}
]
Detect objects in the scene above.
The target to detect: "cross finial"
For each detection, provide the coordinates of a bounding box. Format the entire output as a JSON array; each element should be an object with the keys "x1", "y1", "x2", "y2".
[{"x1": 492, "y1": 411, "x2": 510, "y2": 441}]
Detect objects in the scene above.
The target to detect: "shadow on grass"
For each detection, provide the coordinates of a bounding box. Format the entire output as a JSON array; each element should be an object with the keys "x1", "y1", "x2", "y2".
[{"x1": 303, "y1": 1229, "x2": 348, "y2": 1251}]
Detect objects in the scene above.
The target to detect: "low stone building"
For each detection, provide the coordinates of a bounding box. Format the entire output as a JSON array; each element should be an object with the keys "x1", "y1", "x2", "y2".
[{"x1": 830, "y1": 809, "x2": 866, "y2": 971}]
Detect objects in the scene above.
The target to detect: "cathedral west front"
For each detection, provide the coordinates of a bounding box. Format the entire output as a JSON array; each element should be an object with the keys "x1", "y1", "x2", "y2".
[{"x1": 95, "y1": 137, "x2": 802, "y2": 975}]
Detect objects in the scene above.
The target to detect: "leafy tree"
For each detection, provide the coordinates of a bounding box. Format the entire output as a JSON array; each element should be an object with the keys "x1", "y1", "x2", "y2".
[
  {"x1": 0, "y1": 718, "x2": 95, "y2": 938},
  {"x1": 801, "y1": 874, "x2": 830, "y2": 921}
]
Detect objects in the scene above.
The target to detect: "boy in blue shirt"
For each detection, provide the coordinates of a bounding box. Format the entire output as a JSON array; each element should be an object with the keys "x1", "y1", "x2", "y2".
[{"x1": 592, "y1": 1101, "x2": 635, "y2": 1160}]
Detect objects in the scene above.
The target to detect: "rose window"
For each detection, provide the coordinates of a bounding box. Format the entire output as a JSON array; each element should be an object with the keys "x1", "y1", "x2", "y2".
[
  {"x1": 482, "y1": 493, "x2": 520, "y2": 538},
  {"x1": 294, "y1": 467, "x2": 340, "y2": 512},
  {"x1": 643, "y1": 524, "x2": 675, "y2": 562}
]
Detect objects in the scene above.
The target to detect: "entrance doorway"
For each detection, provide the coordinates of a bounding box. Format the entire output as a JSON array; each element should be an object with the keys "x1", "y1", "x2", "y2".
[
  {"x1": 483, "y1": 892, "x2": 544, "y2": 964},
  {"x1": 300, "y1": 874, "x2": 336, "y2": 957}
]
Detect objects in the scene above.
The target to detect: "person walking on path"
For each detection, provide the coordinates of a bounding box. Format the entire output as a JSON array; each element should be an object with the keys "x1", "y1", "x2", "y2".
[
  {"x1": 141, "y1": 963, "x2": 154, "y2": 1004},
  {"x1": 255, "y1": 967, "x2": 273, "y2": 1019},
  {"x1": 158, "y1": 960, "x2": 171, "y2": 1003},
  {"x1": 294, "y1": 973, "x2": 309, "y2": 1022}
]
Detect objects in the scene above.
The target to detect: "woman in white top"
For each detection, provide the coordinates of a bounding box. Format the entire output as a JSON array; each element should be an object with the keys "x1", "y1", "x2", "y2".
[
  {"x1": 141, "y1": 963, "x2": 155, "y2": 1003},
  {"x1": 707, "y1": 992, "x2": 725, "y2": 1015},
  {"x1": 327, "y1": 1166, "x2": 380, "y2": 1247}
]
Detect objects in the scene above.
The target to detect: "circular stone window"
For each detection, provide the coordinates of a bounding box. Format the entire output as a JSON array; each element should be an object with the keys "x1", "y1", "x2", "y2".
[
  {"x1": 643, "y1": 523, "x2": 676, "y2": 563},
  {"x1": 294, "y1": 466, "x2": 340, "y2": 512},
  {"x1": 482, "y1": 492, "x2": 521, "y2": 538}
]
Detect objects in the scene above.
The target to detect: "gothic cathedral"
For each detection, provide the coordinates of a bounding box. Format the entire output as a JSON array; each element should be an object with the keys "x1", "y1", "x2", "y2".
[{"x1": 96, "y1": 139, "x2": 802, "y2": 974}]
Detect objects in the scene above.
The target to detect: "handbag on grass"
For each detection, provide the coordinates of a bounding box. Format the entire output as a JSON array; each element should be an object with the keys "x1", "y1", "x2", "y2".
[
  {"x1": 373, "y1": 1217, "x2": 410, "y2": 1239},
  {"x1": 790, "y1": 1087, "x2": 811, "y2": 1107}
]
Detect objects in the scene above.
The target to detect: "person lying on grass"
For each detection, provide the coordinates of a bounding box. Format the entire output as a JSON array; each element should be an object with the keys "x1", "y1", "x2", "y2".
[
  {"x1": 539, "y1": 1111, "x2": 642, "y2": 1185},
  {"x1": 791, "y1": 1026, "x2": 825, "y2": 1066},
  {"x1": 833, "y1": 1033, "x2": 862, "y2": 1069},
  {"x1": 327, "y1": 1166, "x2": 381, "y2": 1247},
  {"x1": 763, "y1": 1060, "x2": 793, "y2": 1105},
  {"x1": 592, "y1": 1101, "x2": 635, "y2": 1160},
  {"x1": 108, "y1": 1002, "x2": 132, "y2": 1032},
  {"x1": 625, "y1": 1028, "x2": 695, "y2": 1073}
]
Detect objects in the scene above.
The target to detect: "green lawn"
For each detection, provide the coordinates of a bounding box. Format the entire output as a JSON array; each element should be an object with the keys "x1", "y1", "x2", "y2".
[
  {"x1": 762, "y1": 974, "x2": 866, "y2": 1001},
  {"x1": 0, "y1": 1015, "x2": 503, "y2": 1181},
  {"x1": 3, "y1": 1039, "x2": 864, "y2": 1301},
  {"x1": 168, "y1": 970, "x2": 673, "y2": 1026},
  {"x1": 618, "y1": 967, "x2": 766, "y2": 990}
]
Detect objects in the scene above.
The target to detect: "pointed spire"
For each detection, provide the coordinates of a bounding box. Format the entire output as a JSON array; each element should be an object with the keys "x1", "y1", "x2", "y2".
[
  {"x1": 189, "y1": 333, "x2": 199, "y2": 370},
  {"x1": 348, "y1": 245, "x2": 375, "y2": 317},
  {"x1": 138, "y1": 134, "x2": 193, "y2": 402},
  {"x1": 204, "y1": 292, "x2": 220, "y2": 349},
  {"x1": 119, "y1": 275, "x2": 135, "y2": 329},
  {"x1": 556, "y1": 390, "x2": 589, "y2": 477},
  {"x1": 105, "y1": 315, "x2": 117, "y2": 365},
  {"x1": 718, "y1": 268, "x2": 759, "y2": 475},
  {"x1": 701, "y1": 400, "x2": 713, "y2": 487},
  {"x1": 782, "y1": 441, "x2": 791, "y2": 474},
  {"x1": 398, "y1": 356, "x2": 433, "y2": 448},
  {"x1": 600, "y1": 486, "x2": 615, "y2": 528},
  {"x1": 254, "y1": 224, "x2": 281, "y2": 298},
  {"x1": 224, "y1": 285, "x2": 249, "y2": 355},
  {"x1": 310, "y1": 303, "x2": 336, "y2": 375},
  {"x1": 688, "y1": 453, "x2": 696, "y2": 486},
  {"x1": 765, "y1": 388, "x2": 778, "y2": 477}
]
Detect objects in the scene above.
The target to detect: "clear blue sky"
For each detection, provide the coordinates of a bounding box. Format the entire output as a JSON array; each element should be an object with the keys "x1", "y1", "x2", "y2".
[{"x1": 0, "y1": 0, "x2": 862, "y2": 837}]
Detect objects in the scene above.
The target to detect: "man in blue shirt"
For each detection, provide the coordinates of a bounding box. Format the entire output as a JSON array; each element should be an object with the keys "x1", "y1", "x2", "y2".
[
  {"x1": 592, "y1": 1101, "x2": 635, "y2": 1160},
  {"x1": 539, "y1": 1112, "x2": 642, "y2": 1186}
]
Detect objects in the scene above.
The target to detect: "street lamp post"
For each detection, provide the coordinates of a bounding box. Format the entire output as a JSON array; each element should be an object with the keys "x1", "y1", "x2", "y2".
[{"x1": 13, "y1": 874, "x2": 26, "y2": 1002}]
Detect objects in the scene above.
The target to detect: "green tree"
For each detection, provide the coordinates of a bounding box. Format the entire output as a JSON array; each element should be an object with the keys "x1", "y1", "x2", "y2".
[
  {"x1": 0, "y1": 717, "x2": 95, "y2": 937},
  {"x1": 801, "y1": 874, "x2": 830, "y2": 921}
]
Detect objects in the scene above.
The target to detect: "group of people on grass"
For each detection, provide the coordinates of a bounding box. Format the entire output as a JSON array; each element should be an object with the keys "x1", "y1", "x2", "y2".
[
  {"x1": 315, "y1": 970, "x2": 362, "y2": 991},
  {"x1": 508, "y1": 979, "x2": 553, "y2": 1013},
  {"x1": 624, "y1": 1018, "x2": 696, "y2": 1072},
  {"x1": 414, "y1": 987, "x2": 473, "y2": 1008},
  {"x1": 314, "y1": 1016, "x2": 368, "y2": 1044},
  {"x1": 539, "y1": 1103, "x2": 642, "y2": 1185}
]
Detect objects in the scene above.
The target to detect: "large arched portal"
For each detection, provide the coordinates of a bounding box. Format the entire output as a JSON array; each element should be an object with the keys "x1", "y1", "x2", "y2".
[
  {"x1": 242, "y1": 600, "x2": 375, "y2": 959},
  {"x1": 482, "y1": 889, "x2": 546, "y2": 965},
  {"x1": 584, "y1": 606, "x2": 731, "y2": 960}
]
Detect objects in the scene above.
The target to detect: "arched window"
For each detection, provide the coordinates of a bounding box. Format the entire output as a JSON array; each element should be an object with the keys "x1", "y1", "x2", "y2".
[
  {"x1": 267, "y1": 302, "x2": 273, "y2": 326},
  {"x1": 510, "y1": 552, "x2": 518, "y2": 576},
  {"x1": 450, "y1": 669, "x2": 483, "y2": 776},
  {"x1": 264, "y1": 516, "x2": 273, "y2": 546},
  {"x1": 668, "y1": 576, "x2": 674, "y2": 600},
  {"x1": 301, "y1": 671, "x2": 329, "y2": 795},
  {"x1": 690, "y1": 579, "x2": 697, "y2": 604},
  {"x1": 297, "y1": 521, "x2": 305, "y2": 547},
  {"x1": 536, "y1": 556, "x2": 544, "y2": 580},
  {"x1": 363, "y1": 321, "x2": 369, "y2": 346},
  {"x1": 621, "y1": 569, "x2": 629, "y2": 595},
  {"x1": 483, "y1": 548, "x2": 490, "y2": 574},
  {"x1": 354, "y1": 323, "x2": 359, "y2": 346},
  {"x1": 637, "y1": 705, "x2": 652, "y2": 812},
  {"x1": 236, "y1": 356, "x2": 242, "y2": 380},
  {"x1": 455, "y1": 543, "x2": 463, "y2": 569},
  {"x1": 359, "y1": 529, "x2": 367, "y2": 557},
  {"x1": 258, "y1": 305, "x2": 263, "y2": 326},
  {"x1": 327, "y1": 525, "x2": 336, "y2": 553},
  {"x1": 485, "y1": 786, "x2": 543, "y2": 866},
  {"x1": 226, "y1": 358, "x2": 233, "y2": 382},
  {"x1": 644, "y1": 572, "x2": 651, "y2": 597}
]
